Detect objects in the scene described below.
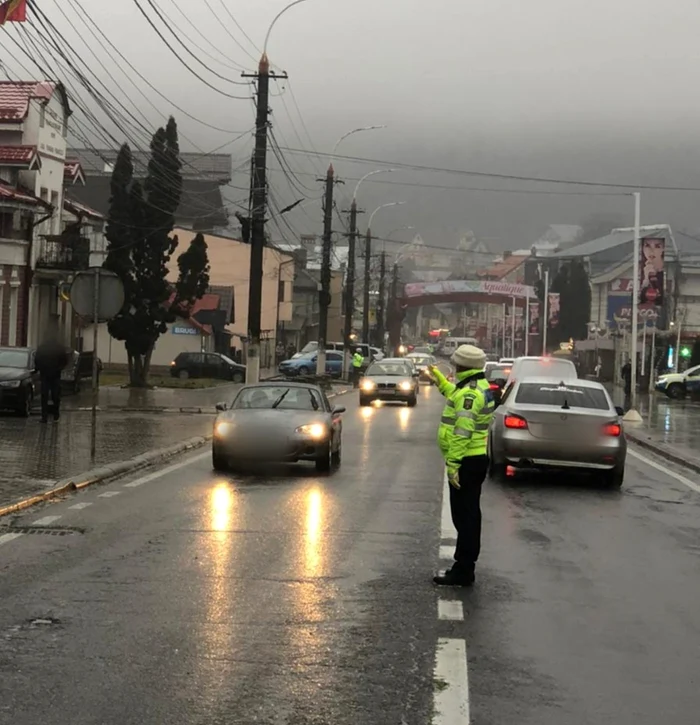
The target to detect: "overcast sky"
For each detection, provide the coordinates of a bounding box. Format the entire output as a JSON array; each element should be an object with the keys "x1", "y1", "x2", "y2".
[{"x1": 6, "y1": 0, "x2": 700, "y2": 252}]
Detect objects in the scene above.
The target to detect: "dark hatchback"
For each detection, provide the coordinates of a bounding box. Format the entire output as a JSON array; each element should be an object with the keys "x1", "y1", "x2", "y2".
[
  {"x1": 170, "y1": 351, "x2": 246, "y2": 382},
  {"x1": 0, "y1": 347, "x2": 39, "y2": 416}
]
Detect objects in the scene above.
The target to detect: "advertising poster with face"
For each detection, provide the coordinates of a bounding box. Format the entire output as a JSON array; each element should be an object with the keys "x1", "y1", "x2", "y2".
[
  {"x1": 528, "y1": 301, "x2": 540, "y2": 335},
  {"x1": 548, "y1": 293, "x2": 560, "y2": 328},
  {"x1": 640, "y1": 237, "x2": 664, "y2": 306}
]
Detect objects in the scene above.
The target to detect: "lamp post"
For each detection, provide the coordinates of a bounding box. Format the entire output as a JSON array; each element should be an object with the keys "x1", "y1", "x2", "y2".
[{"x1": 624, "y1": 192, "x2": 643, "y2": 422}]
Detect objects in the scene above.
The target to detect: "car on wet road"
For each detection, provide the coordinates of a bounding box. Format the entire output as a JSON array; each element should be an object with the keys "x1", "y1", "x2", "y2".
[
  {"x1": 170, "y1": 351, "x2": 246, "y2": 382},
  {"x1": 278, "y1": 350, "x2": 344, "y2": 377},
  {"x1": 488, "y1": 377, "x2": 626, "y2": 487},
  {"x1": 0, "y1": 347, "x2": 39, "y2": 416},
  {"x1": 406, "y1": 352, "x2": 437, "y2": 383},
  {"x1": 485, "y1": 362, "x2": 511, "y2": 406},
  {"x1": 359, "y1": 358, "x2": 420, "y2": 406},
  {"x1": 654, "y1": 364, "x2": 700, "y2": 399},
  {"x1": 212, "y1": 382, "x2": 345, "y2": 472}
]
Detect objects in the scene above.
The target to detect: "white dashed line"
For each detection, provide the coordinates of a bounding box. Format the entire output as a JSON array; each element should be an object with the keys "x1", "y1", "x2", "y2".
[
  {"x1": 434, "y1": 638, "x2": 470, "y2": 724},
  {"x1": 121, "y1": 452, "x2": 210, "y2": 489},
  {"x1": 439, "y1": 544, "x2": 453, "y2": 560},
  {"x1": 438, "y1": 599, "x2": 465, "y2": 621},
  {"x1": 68, "y1": 502, "x2": 93, "y2": 510},
  {"x1": 0, "y1": 532, "x2": 23, "y2": 546},
  {"x1": 98, "y1": 491, "x2": 121, "y2": 498},
  {"x1": 628, "y1": 447, "x2": 700, "y2": 494},
  {"x1": 123, "y1": 481, "x2": 145, "y2": 488},
  {"x1": 32, "y1": 516, "x2": 61, "y2": 526}
]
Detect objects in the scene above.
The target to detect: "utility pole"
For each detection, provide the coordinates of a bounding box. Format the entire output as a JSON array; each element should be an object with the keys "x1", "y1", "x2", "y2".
[
  {"x1": 362, "y1": 228, "x2": 372, "y2": 343},
  {"x1": 376, "y1": 251, "x2": 386, "y2": 350},
  {"x1": 242, "y1": 54, "x2": 287, "y2": 383},
  {"x1": 388, "y1": 263, "x2": 400, "y2": 356},
  {"x1": 316, "y1": 163, "x2": 334, "y2": 375},
  {"x1": 343, "y1": 200, "x2": 359, "y2": 377}
]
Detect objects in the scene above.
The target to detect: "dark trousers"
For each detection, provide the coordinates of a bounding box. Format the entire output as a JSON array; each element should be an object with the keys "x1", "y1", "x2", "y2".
[
  {"x1": 352, "y1": 367, "x2": 362, "y2": 387},
  {"x1": 449, "y1": 455, "x2": 489, "y2": 572},
  {"x1": 40, "y1": 374, "x2": 61, "y2": 420}
]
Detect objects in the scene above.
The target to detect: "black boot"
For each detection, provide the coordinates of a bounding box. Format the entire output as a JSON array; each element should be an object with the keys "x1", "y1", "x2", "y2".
[{"x1": 433, "y1": 567, "x2": 475, "y2": 587}]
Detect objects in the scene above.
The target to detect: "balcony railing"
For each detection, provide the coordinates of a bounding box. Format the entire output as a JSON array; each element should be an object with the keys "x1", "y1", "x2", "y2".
[{"x1": 35, "y1": 234, "x2": 90, "y2": 272}]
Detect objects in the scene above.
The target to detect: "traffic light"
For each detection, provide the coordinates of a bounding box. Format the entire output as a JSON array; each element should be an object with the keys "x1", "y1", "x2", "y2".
[{"x1": 680, "y1": 346, "x2": 691, "y2": 358}]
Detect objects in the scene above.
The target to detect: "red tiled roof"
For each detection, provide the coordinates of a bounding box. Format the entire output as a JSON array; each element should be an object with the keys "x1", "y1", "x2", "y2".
[
  {"x1": 0, "y1": 181, "x2": 46, "y2": 207},
  {"x1": 64, "y1": 159, "x2": 85, "y2": 185},
  {"x1": 478, "y1": 254, "x2": 529, "y2": 280},
  {"x1": 167, "y1": 292, "x2": 220, "y2": 336},
  {"x1": 0, "y1": 81, "x2": 57, "y2": 122},
  {"x1": 0, "y1": 144, "x2": 40, "y2": 169}
]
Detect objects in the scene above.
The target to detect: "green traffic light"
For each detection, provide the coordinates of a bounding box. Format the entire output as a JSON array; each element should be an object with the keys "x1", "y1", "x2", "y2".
[{"x1": 680, "y1": 346, "x2": 691, "y2": 358}]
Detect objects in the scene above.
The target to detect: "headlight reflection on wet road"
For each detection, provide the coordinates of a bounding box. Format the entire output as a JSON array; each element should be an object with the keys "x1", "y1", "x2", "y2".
[
  {"x1": 304, "y1": 487, "x2": 323, "y2": 578},
  {"x1": 211, "y1": 481, "x2": 234, "y2": 533},
  {"x1": 399, "y1": 406, "x2": 411, "y2": 432}
]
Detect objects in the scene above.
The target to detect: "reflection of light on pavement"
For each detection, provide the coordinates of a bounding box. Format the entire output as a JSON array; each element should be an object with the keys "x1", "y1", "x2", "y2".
[
  {"x1": 305, "y1": 487, "x2": 323, "y2": 577},
  {"x1": 373, "y1": 399, "x2": 384, "y2": 408},
  {"x1": 211, "y1": 482, "x2": 233, "y2": 533},
  {"x1": 361, "y1": 406, "x2": 374, "y2": 420},
  {"x1": 399, "y1": 406, "x2": 410, "y2": 431}
]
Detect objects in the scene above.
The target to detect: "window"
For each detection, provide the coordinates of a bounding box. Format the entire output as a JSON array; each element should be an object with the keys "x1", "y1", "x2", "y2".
[
  {"x1": 39, "y1": 106, "x2": 45, "y2": 128},
  {"x1": 514, "y1": 383, "x2": 610, "y2": 410},
  {"x1": 278, "y1": 279, "x2": 286, "y2": 302}
]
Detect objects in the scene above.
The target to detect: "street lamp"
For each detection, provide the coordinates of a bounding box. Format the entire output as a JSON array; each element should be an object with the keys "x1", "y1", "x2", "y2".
[
  {"x1": 331, "y1": 126, "x2": 386, "y2": 161},
  {"x1": 362, "y1": 202, "x2": 406, "y2": 341},
  {"x1": 264, "y1": 0, "x2": 310, "y2": 52}
]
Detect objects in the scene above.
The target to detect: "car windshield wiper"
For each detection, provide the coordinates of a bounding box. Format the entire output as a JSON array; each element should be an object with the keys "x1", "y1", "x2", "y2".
[
  {"x1": 271, "y1": 389, "x2": 290, "y2": 409},
  {"x1": 307, "y1": 389, "x2": 319, "y2": 410}
]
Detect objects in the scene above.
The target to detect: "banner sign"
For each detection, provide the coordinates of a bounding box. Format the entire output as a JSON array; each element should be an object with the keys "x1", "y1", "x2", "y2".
[
  {"x1": 403, "y1": 280, "x2": 535, "y2": 299},
  {"x1": 548, "y1": 293, "x2": 560, "y2": 328},
  {"x1": 528, "y1": 301, "x2": 540, "y2": 335},
  {"x1": 606, "y1": 295, "x2": 659, "y2": 330},
  {"x1": 640, "y1": 237, "x2": 665, "y2": 306}
]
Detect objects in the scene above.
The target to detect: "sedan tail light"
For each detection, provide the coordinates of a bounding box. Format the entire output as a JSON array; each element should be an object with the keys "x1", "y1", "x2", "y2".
[
  {"x1": 602, "y1": 422, "x2": 622, "y2": 437},
  {"x1": 504, "y1": 414, "x2": 528, "y2": 430},
  {"x1": 489, "y1": 383, "x2": 500, "y2": 391}
]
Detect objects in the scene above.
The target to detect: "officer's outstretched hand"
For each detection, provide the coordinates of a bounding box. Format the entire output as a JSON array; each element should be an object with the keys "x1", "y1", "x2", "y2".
[
  {"x1": 447, "y1": 467, "x2": 460, "y2": 490},
  {"x1": 427, "y1": 364, "x2": 438, "y2": 381}
]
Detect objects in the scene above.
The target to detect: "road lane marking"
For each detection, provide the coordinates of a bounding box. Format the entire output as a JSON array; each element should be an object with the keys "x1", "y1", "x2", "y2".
[
  {"x1": 68, "y1": 503, "x2": 92, "y2": 510},
  {"x1": 123, "y1": 481, "x2": 145, "y2": 488},
  {"x1": 438, "y1": 600, "x2": 464, "y2": 621},
  {"x1": 0, "y1": 533, "x2": 22, "y2": 546},
  {"x1": 121, "y1": 451, "x2": 210, "y2": 489},
  {"x1": 99, "y1": 492, "x2": 121, "y2": 498},
  {"x1": 628, "y1": 448, "x2": 700, "y2": 494},
  {"x1": 441, "y1": 470, "x2": 453, "y2": 538},
  {"x1": 434, "y1": 638, "x2": 470, "y2": 724},
  {"x1": 440, "y1": 545, "x2": 453, "y2": 560},
  {"x1": 32, "y1": 516, "x2": 61, "y2": 526}
]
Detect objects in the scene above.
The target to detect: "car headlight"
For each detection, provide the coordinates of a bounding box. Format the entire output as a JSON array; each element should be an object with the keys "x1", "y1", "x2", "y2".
[
  {"x1": 399, "y1": 380, "x2": 412, "y2": 391},
  {"x1": 361, "y1": 379, "x2": 376, "y2": 391},
  {"x1": 398, "y1": 345, "x2": 406, "y2": 354},
  {"x1": 296, "y1": 423, "x2": 327, "y2": 439},
  {"x1": 214, "y1": 420, "x2": 232, "y2": 437},
  {"x1": 0, "y1": 380, "x2": 21, "y2": 389}
]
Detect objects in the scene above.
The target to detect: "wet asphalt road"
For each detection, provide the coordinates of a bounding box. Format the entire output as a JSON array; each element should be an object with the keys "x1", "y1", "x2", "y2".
[{"x1": 1, "y1": 386, "x2": 700, "y2": 724}]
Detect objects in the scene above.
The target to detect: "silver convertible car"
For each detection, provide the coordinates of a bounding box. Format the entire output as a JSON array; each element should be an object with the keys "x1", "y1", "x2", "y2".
[
  {"x1": 212, "y1": 382, "x2": 345, "y2": 473},
  {"x1": 488, "y1": 377, "x2": 627, "y2": 488}
]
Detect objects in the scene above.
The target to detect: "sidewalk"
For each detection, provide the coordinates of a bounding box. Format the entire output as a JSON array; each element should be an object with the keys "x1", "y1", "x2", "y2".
[{"x1": 607, "y1": 384, "x2": 700, "y2": 473}]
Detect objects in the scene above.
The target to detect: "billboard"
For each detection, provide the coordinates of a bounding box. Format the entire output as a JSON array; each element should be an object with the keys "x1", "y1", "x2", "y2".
[
  {"x1": 548, "y1": 293, "x2": 560, "y2": 328},
  {"x1": 528, "y1": 301, "x2": 540, "y2": 335},
  {"x1": 606, "y1": 295, "x2": 659, "y2": 330},
  {"x1": 403, "y1": 280, "x2": 535, "y2": 299},
  {"x1": 640, "y1": 237, "x2": 665, "y2": 306}
]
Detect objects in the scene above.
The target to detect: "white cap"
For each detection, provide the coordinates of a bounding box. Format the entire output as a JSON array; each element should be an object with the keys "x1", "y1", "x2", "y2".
[{"x1": 451, "y1": 344, "x2": 486, "y2": 370}]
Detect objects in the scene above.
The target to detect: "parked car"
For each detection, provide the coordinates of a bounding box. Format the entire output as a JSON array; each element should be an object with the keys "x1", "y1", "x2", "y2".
[
  {"x1": 359, "y1": 358, "x2": 420, "y2": 407},
  {"x1": 655, "y1": 364, "x2": 700, "y2": 399},
  {"x1": 212, "y1": 382, "x2": 345, "y2": 473},
  {"x1": 488, "y1": 377, "x2": 626, "y2": 488},
  {"x1": 278, "y1": 350, "x2": 344, "y2": 377},
  {"x1": 0, "y1": 346, "x2": 40, "y2": 416},
  {"x1": 294, "y1": 341, "x2": 378, "y2": 365},
  {"x1": 170, "y1": 352, "x2": 246, "y2": 382}
]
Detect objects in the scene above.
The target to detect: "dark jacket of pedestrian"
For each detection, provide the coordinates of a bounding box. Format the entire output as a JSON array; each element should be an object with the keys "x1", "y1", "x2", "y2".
[
  {"x1": 35, "y1": 338, "x2": 69, "y2": 379},
  {"x1": 621, "y1": 361, "x2": 632, "y2": 396}
]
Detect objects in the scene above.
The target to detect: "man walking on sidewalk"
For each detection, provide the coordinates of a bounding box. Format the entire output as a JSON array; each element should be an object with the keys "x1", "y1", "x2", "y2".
[{"x1": 35, "y1": 319, "x2": 69, "y2": 423}]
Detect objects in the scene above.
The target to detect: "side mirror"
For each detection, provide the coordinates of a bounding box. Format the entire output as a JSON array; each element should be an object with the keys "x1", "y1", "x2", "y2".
[
  {"x1": 215, "y1": 402, "x2": 227, "y2": 412},
  {"x1": 332, "y1": 405, "x2": 346, "y2": 415},
  {"x1": 615, "y1": 406, "x2": 624, "y2": 417}
]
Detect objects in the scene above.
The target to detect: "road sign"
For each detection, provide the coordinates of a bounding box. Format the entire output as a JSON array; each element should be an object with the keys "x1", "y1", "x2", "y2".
[{"x1": 69, "y1": 268, "x2": 125, "y2": 322}]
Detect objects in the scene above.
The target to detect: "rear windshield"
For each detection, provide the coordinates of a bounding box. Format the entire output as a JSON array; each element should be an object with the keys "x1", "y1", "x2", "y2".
[
  {"x1": 515, "y1": 383, "x2": 610, "y2": 410},
  {"x1": 514, "y1": 359, "x2": 577, "y2": 379},
  {"x1": 486, "y1": 365, "x2": 511, "y2": 382}
]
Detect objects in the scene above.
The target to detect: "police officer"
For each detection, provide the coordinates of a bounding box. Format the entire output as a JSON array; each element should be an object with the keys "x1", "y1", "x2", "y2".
[
  {"x1": 351, "y1": 348, "x2": 364, "y2": 388},
  {"x1": 429, "y1": 344, "x2": 494, "y2": 586}
]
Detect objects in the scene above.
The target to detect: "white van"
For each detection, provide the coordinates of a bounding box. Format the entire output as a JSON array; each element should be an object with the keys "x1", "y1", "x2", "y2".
[{"x1": 441, "y1": 337, "x2": 478, "y2": 358}]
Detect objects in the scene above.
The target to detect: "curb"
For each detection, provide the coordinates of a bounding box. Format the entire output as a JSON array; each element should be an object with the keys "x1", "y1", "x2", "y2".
[
  {"x1": 0, "y1": 435, "x2": 211, "y2": 518},
  {"x1": 626, "y1": 429, "x2": 700, "y2": 475},
  {"x1": 0, "y1": 388, "x2": 353, "y2": 518}
]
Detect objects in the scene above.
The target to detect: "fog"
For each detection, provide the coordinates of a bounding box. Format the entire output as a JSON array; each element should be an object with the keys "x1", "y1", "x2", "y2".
[{"x1": 7, "y1": 0, "x2": 700, "y2": 251}]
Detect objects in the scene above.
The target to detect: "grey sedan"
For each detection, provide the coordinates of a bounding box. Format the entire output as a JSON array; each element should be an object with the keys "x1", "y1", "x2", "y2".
[
  {"x1": 488, "y1": 377, "x2": 626, "y2": 488},
  {"x1": 359, "y1": 358, "x2": 419, "y2": 406},
  {"x1": 212, "y1": 382, "x2": 345, "y2": 473}
]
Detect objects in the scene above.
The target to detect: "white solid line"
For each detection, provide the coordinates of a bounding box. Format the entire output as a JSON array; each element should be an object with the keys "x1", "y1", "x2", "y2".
[
  {"x1": 438, "y1": 600, "x2": 465, "y2": 621},
  {"x1": 121, "y1": 451, "x2": 210, "y2": 489},
  {"x1": 68, "y1": 503, "x2": 93, "y2": 510},
  {"x1": 98, "y1": 491, "x2": 121, "y2": 498},
  {"x1": 628, "y1": 448, "x2": 700, "y2": 494},
  {"x1": 440, "y1": 545, "x2": 454, "y2": 560},
  {"x1": 32, "y1": 516, "x2": 61, "y2": 526},
  {"x1": 0, "y1": 532, "x2": 23, "y2": 546},
  {"x1": 434, "y1": 638, "x2": 470, "y2": 724},
  {"x1": 441, "y1": 469, "x2": 453, "y2": 539}
]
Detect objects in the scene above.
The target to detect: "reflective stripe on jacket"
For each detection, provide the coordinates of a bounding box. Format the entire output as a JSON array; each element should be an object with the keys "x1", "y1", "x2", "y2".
[
  {"x1": 433, "y1": 367, "x2": 494, "y2": 465},
  {"x1": 352, "y1": 353, "x2": 364, "y2": 368}
]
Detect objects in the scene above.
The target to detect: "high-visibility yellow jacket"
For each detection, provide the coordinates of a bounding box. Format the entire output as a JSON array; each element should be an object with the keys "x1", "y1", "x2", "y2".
[
  {"x1": 433, "y1": 367, "x2": 494, "y2": 471},
  {"x1": 352, "y1": 352, "x2": 364, "y2": 368}
]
